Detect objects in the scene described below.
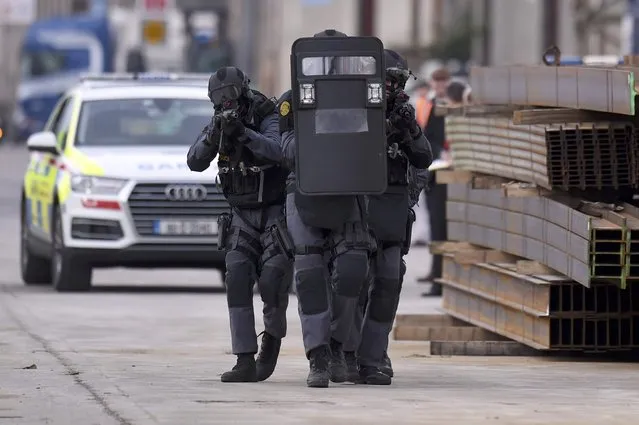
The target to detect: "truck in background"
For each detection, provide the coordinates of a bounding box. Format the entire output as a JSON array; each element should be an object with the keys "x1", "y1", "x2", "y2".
[
  {"x1": 12, "y1": 12, "x2": 114, "y2": 141},
  {"x1": 183, "y1": 9, "x2": 231, "y2": 73},
  {"x1": 2, "y1": 0, "x2": 231, "y2": 143}
]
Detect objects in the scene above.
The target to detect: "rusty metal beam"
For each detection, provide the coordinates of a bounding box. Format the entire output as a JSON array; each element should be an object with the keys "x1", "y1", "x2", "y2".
[
  {"x1": 447, "y1": 117, "x2": 638, "y2": 192},
  {"x1": 445, "y1": 184, "x2": 638, "y2": 287},
  {"x1": 439, "y1": 256, "x2": 639, "y2": 351}
]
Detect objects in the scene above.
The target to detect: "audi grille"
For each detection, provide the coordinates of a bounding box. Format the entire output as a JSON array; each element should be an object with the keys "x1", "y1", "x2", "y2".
[{"x1": 128, "y1": 183, "x2": 228, "y2": 236}]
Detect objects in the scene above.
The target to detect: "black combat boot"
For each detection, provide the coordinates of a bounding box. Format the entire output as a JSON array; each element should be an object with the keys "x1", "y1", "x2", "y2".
[
  {"x1": 328, "y1": 338, "x2": 347, "y2": 383},
  {"x1": 307, "y1": 345, "x2": 330, "y2": 388},
  {"x1": 358, "y1": 365, "x2": 391, "y2": 385},
  {"x1": 344, "y1": 351, "x2": 359, "y2": 383},
  {"x1": 256, "y1": 332, "x2": 281, "y2": 382},
  {"x1": 220, "y1": 353, "x2": 258, "y2": 383},
  {"x1": 380, "y1": 351, "x2": 394, "y2": 378}
]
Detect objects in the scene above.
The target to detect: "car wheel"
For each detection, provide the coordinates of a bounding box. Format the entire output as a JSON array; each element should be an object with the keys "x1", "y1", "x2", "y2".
[
  {"x1": 51, "y1": 208, "x2": 92, "y2": 292},
  {"x1": 20, "y1": 202, "x2": 53, "y2": 285}
]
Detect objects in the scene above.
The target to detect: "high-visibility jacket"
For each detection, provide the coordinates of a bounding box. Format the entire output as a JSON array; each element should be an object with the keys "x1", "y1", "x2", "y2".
[{"x1": 415, "y1": 95, "x2": 433, "y2": 129}]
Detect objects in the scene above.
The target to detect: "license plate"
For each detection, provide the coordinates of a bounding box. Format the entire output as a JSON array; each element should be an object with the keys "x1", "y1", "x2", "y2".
[{"x1": 153, "y1": 220, "x2": 218, "y2": 235}]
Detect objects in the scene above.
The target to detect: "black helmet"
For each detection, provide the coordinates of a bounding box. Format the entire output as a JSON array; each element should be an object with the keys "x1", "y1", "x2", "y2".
[
  {"x1": 384, "y1": 49, "x2": 408, "y2": 70},
  {"x1": 313, "y1": 29, "x2": 347, "y2": 37},
  {"x1": 384, "y1": 49, "x2": 412, "y2": 90},
  {"x1": 207, "y1": 66, "x2": 251, "y2": 108}
]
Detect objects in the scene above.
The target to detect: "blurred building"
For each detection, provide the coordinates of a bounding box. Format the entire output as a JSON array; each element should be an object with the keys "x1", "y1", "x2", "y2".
[
  {"x1": 474, "y1": 0, "x2": 624, "y2": 66},
  {"x1": 0, "y1": 0, "x2": 87, "y2": 123},
  {"x1": 228, "y1": 0, "x2": 445, "y2": 96},
  {"x1": 226, "y1": 0, "x2": 627, "y2": 97}
]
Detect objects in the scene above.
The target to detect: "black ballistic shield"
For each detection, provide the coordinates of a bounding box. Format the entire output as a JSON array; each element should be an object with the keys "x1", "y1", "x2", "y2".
[{"x1": 291, "y1": 36, "x2": 387, "y2": 195}]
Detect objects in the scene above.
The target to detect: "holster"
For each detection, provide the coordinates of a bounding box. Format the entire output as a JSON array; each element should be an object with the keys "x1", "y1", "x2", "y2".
[
  {"x1": 402, "y1": 208, "x2": 416, "y2": 255},
  {"x1": 216, "y1": 212, "x2": 233, "y2": 251},
  {"x1": 269, "y1": 216, "x2": 295, "y2": 259}
]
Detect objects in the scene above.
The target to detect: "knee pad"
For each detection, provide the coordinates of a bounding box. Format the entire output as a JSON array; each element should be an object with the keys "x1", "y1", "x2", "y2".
[
  {"x1": 225, "y1": 251, "x2": 256, "y2": 308},
  {"x1": 333, "y1": 250, "x2": 369, "y2": 297},
  {"x1": 258, "y1": 258, "x2": 290, "y2": 307},
  {"x1": 358, "y1": 272, "x2": 372, "y2": 308},
  {"x1": 295, "y1": 265, "x2": 328, "y2": 315},
  {"x1": 368, "y1": 277, "x2": 401, "y2": 323}
]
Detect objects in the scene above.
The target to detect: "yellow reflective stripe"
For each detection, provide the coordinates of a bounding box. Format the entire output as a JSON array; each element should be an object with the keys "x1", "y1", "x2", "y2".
[
  {"x1": 57, "y1": 94, "x2": 103, "y2": 204},
  {"x1": 64, "y1": 148, "x2": 104, "y2": 175},
  {"x1": 41, "y1": 164, "x2": 58, "y2": 234},
  {"x1": 64, "y1": 96, "x2": 81, "y2": 152},
  {"x1": 41, "y1": 201, "x2": 50, "y2": 234},
  {"x1": 57, "y1": 172, "x2": 72, "y2": 203}
]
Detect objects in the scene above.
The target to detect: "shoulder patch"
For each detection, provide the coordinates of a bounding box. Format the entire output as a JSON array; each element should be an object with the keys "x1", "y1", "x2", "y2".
[{"x1": 279, "y1": 101, "x2": 290, "y2": 116}]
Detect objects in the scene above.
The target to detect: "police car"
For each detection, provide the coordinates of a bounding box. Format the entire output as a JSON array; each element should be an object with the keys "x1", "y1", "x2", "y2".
[{"x1": 20, "y1": 73, "x2": 228, "y2": 292}]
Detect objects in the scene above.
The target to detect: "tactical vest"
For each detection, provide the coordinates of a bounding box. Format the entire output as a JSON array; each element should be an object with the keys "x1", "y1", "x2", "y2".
[
  {"x1": 217, "y1": 92, "x2": 288, "y2": 209},
  {"x1": 386, "y1": 104, "x2": 410, "y2": 186},
  {"x1": 387, "y1": 155, "x2": 409, "y2": 186},
  {"x1": 386, "y1": 98, "x2": 409, "y2": 186}
]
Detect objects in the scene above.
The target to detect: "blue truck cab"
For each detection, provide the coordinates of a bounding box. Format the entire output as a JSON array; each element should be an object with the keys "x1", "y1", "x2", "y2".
[{"x1": 14, "y1": 14, "x2": 114, "y2": 141}]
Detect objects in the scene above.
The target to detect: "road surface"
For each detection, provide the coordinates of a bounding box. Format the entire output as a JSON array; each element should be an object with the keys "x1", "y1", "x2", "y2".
[{"x1": 1, "y1": 143, "x2": 638, "y2": 424}]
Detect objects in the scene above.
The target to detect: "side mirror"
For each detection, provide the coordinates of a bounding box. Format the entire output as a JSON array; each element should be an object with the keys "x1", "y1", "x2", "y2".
[{"x1": 26, "y1": 131, "x2": 59, "y2": 155}]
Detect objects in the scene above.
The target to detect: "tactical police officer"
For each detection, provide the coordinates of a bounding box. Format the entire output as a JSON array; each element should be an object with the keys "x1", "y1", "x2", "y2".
[
  {"x1": 355, "y1": 50, "x2": 433, "y2": 384},
  {"x1": 187, "y1": 66, "x2": 292, "y2": 383},
  {"x1": 279, "y1": 29, "x2": 378, "y2": 388},
  {"x1": 344, "y1": 164, "x2": 430, "y2": 381}
]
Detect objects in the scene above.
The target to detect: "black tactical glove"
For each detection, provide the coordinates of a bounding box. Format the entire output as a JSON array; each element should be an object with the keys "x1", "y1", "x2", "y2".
[
  {"x1": 204, "y1": 115, "x2": 222, "y2": 146},
  {"x1": 222, "y1": 116, "x2": 246, "y2": 138},
  {"x1": 396, "y1": 103, "x2": 416, "y2": 129}
]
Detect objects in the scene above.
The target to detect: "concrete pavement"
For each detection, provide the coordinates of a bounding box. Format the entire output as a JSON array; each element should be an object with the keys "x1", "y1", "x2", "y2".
[{"x1": 2, "y1": 143, "x2": 639, "y2": 424}]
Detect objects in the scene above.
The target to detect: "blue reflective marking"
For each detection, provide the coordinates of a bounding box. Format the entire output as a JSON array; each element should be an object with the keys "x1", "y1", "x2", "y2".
[
  {"x1": 36, "y1": 200, "x2": 43, "y2": 228},
  {"x1": 152, "y1": 220, "x2": 160, "y2": 234},
  {"x1": 25, "y1": 200, "x2": 33, "y2": 228},
  {"x1": 47, "y1": 203, "x2": 53, "y2": 233},
  {"x1": 43, "y1": 164, "x2": 51, "y2": 176}
]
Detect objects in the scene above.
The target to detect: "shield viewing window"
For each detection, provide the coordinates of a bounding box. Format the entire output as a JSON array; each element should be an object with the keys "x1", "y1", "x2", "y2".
[{"x1": 301, "y1": 56, "x2": 377, "y2": 76}]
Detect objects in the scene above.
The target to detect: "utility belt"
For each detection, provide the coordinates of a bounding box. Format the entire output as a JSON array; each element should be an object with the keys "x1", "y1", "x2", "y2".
[
  {"x1": 216, "y1": 206, "x2": 295, "y2": 261},
  {"x1": 370, "y1": 207, "x2": 415, "y2": 257},
  {"x1": 388, "y1": 171, "x2": 409, "y2": 186},
  {"x1": 387, "y1": 153, "x2": 409, "y2": 186},
  {"x1": 402, "y1": 208, "x2": 416, "y2": 255},
  {"x1": 218, "y1": 162, "x2": 284, "y2": 208}
]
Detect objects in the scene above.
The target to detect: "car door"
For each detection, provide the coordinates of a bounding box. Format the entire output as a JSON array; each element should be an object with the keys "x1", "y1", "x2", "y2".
[{"x1": 31, "y1": 96, "x2": 75, "y2": 239}]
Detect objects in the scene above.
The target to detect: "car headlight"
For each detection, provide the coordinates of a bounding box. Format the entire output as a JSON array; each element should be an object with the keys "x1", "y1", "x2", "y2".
[{"x1": 71, "y1": 175, "x2": 127, "y2": 195}]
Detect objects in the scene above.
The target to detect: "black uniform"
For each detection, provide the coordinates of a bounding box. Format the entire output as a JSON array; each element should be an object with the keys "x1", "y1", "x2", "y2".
[
  {"x1": 345, "y1": 50, "x2": 433, "y2": 385},
  {"x1": 187, "y1": 67, "x2": 292, "y2": 383},
  {"x1": 279, "y1": 28, "x2": 380, "y2": 388}
]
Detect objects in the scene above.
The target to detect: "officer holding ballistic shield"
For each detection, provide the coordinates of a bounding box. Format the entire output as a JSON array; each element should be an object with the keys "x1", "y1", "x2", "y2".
[{"x1": 278, "y1": 30, "x2": 386, "y2": 388}]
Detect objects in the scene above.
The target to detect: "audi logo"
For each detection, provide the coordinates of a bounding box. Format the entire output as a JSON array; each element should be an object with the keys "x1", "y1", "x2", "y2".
[{"x1": 164, "y1": 184, "x2": 208, "y2": 201}]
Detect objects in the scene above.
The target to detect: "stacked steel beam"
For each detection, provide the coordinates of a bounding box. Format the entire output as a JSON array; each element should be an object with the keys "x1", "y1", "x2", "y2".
[
  {"x1": 445, "y1": 184, "x2": 639, "y2": 288},
  {"x1": 433, "y1": 63, "x2": 639, "y2": 351},
  {"x1": 440, "y1": 254, "x2": 639, "y2": 351},
  {"x1": 447, "y1": 118, "x2": 639, "y2": 192}
]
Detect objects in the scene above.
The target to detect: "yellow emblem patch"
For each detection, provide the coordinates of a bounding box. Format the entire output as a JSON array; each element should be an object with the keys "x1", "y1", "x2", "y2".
[{"x1": 279, "y1": 101, "x2": 290, "y2": 116}]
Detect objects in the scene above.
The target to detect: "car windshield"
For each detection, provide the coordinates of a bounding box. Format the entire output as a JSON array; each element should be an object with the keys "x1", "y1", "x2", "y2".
[
  {"x1": 21, "y1": 51, "x2": 65, "y2": 78},
  {"x1": 75, "y1": 98, "x2": 212, "y2": 146}
]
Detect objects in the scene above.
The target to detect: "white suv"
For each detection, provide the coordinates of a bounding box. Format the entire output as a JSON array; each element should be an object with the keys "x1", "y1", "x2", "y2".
[{"x1": 20, "y1": 74, "x2": 228, "y2": 291}]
